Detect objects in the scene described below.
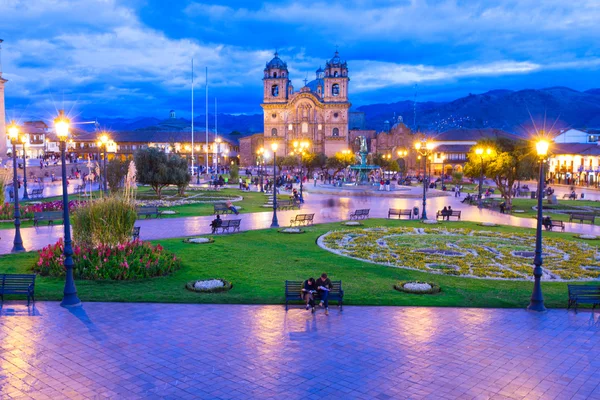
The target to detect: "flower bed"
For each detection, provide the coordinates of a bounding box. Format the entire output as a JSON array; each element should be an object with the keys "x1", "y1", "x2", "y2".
[
  {"x1": 34, "y1": 239, "x2": 180, "y2": 280},
  {"x1": 183, "y1": 237, "x2": 215, "y2": 244},
  {"x1": 0, "y1": 200, "x2": 86, "y2": 220},
  {"x1": 394, "y1": 281, "x2": 441, "y2": 294},
  {"x1": 185, "y1": 279, "x2": 232, "y2": 293},
  {"x1": 319, "y1": 227, "x2": 600, "y2": 281}
]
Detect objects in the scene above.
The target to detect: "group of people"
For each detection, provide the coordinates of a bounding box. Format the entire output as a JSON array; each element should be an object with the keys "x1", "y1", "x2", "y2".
[
  {"x1": 439, "y1": 206, "x2": 455, "y2": 220},
  {"x1": 301, "y1": 273, "x2": 334, "y2": 315}
]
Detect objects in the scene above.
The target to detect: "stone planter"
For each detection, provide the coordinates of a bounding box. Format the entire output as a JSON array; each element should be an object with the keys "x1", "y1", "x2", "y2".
[
  {"x1": 185, "y1": 279, "x2": 232, "y2": 293},
  {"x1": 394, "y1": 281, "x2": 441, "y2": 294},
  {"x1": 183, "y1": 237, "x2": 215, "y2": 244},
  {"x1": 278, "y1": 228, "x2": 305, "y2": 234}
]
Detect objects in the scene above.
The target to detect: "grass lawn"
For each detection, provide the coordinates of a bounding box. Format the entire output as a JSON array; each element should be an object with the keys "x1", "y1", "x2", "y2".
[
  {"x1": 0, "y1": 219, "x2": 593, "y2": 308},
  {"x1": 510, "y1": 198, "x2": 600, "y2": 225}
]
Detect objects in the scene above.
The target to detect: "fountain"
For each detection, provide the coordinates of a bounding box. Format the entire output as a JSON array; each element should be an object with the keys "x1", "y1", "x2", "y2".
[{"x1": 349, "y1": 136, "x2": 380, "y2": 184}]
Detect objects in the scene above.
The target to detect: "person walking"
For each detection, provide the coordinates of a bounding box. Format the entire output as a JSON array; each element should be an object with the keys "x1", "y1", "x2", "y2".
[{"x1": 316, "y1": 273, "x2": 333, "y2": 315}]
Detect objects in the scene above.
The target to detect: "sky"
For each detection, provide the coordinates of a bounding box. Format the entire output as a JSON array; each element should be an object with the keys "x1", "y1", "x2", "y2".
[{"x1": 1, "y1": 0, "x2": 600, "y2": 121}]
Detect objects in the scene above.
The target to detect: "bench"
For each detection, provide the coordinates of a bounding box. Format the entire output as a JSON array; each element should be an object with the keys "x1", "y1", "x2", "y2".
[
  {"x1": 569, "y1": 213, "x2": 595, "y2": 224},
  {"x1": 29, "y1": 188, "x2": 44, "y2": 199},
  {"x1": 0, "y1": 274, "x2": 36, "y2": 306},
  {"x1": 214, "y1": 203, "x2": 237, "y2": 215},
  {"x1": 284, "y1": 280, "x2": 344, "y2": 311},
  {"x1": 388, "y1": 208, "x2": 413, "y2": 219},
  {"x1": 349, "y1": 209, "x2": 370, "y2": 220},
  {"x1": 436, "y1": 210, "x2": 462, "y2": 220},
  {"x1": 212, "y1": 219, "x2": 241, "y2": 234},
  {"x1": 132, "y1": 226, "x2": 140, "y2": 241},
  {"x1": 33, "y1": 211, "x2": 64, "y2": 227},
  {"x1": 276, "y1": 199, "x2": 300, "y2": 211},
  {"x1": 567, "y1": 284, "x2": 600, "y2": 312},
  {"x1": 290, "y1": 213, "x2": 315, "y2": 227},
  {"x1": 136, "y1": 206, "x2": 161, "y2": 219},
  {"x1": 545, "y1": 220, "x2": 565, "y2": 232}
]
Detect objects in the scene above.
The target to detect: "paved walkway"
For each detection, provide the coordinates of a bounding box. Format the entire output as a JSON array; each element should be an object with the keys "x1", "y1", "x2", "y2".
[
  {"x1": 4, "y1": 189, "x2": 600, "y2": 254},
  {"x1": 0, "y1": 302, "x2": 599, "y2": 399}
]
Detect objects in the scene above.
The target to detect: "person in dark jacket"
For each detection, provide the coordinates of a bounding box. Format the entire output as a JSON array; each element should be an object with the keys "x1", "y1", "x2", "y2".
[
  {"x1": 301, "y1": 278, "x2": 317, "y2": 312},
  {"x1": 210, "y1": 215, "x2": 222, "y2": 233},
  {"x1": 315, "y1": 273, "x2": 333, "y2": 315}
]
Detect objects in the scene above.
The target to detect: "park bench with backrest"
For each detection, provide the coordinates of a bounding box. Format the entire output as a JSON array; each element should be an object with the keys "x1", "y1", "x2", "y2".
[
  {"x1": 545, "y1": 220, "x2": 565, "y2": 232},
  {"x1": 276, "y1": 199, "x2": 300, "y2": 211},
  {"x1": 284, "y1": 280, "x2": 344, "y2": 311},
  {"x1": 132, "y1": 226, "x2": 140, "y2": 240},
  {"x1": 214, "y1": 203, "x2": 236, "y2": 215},
  {"x1": 349, "y1": 209, "x2": 370, "y2": 220},
  {"x1": 436, "y1": 210, "x2": 462, "y2": 220},
  {"x1": 569, "y1": 213, "x2": 595, "y2": 224},
  {"x1": 388, "y1": 208, "x2": 413, "y2": 219},
  {"x1": 29, "y1": 188, "x2": 44, "y2": 199},
  {"x1": 290, "y1": 213, "x2": 315, "y2": 227},
  {"x1": 136, "y1": 206, "x2": 161, "y2": 219},
  {"x1": 0, "y1": 274, "x2": 36, "y2": 306},
  {"x1": 211, "y1": 219, "x2": 241, "y2": 234},
  {"x1": 567, "y1": 284, "x2": 600, "y2": 312},
  {"x1": 33, "y1": 211, "x2": 64, "y2": 227}
]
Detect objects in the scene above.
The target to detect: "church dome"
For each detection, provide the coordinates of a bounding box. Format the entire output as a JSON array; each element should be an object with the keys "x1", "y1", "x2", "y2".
[{"x1": 265, "y1": 52, "x2": 288, "y2": 70}]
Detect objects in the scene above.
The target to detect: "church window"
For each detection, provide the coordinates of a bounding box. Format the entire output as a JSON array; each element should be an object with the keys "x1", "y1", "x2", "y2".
[
  {"x1": 282, "y1": 73, "x2": 285, "y2": 77},
  {"x1": 271, "y1": 128, "x2": 278, "y2": 136},
  {"x1": 272, "y1": 113, "x2": 277, "y2": 119},
  {"x1": 332, "y1": 84, "x2": 340, "y2": 96},
  {"x1": 334, "y1": 112, "x2": 339, "y2": 118},
  {"x1": 271, "y1": 85, "x2": 279, "y2": 96},
  {"x1": 302, "y1": 122, "x2": 308, "y2": 133},
  {"x1": 334, "y1": 71, "x2": 339, "y2": 77},
  {"x1": 273, "y1": 72, "x2": 277, "y2": 78},
  {"x1": 333, "y1": 128, "x2": 340, "y2": 137}
]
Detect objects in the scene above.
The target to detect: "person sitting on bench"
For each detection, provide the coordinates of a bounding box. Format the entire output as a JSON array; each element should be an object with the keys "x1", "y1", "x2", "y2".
[
  {"x1": 441, "y1": 206, "x2": 449, "y2": 220},
  {"x1": 210, "y1": 215, "x2": 222, "y2": 233},
  {"x1": 542, "y1": 216, "x2": 552, "y2": 230},
  {"x1": 316, "y1": 273, "x2": 333, "y2": 315},
  {"x1": 499, "y1": 202, "x2": 506, "y2": 214},
  {"x1": 226, "y1": 200, "x2": 239, "y2": 215},
  {"x1": 301, "y1": 277, "x2": 317, "y2": 312}
]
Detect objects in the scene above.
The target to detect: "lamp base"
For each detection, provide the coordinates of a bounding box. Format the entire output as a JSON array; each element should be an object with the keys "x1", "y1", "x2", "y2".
[
  {"x1": 526, "y1": 301, "x2": 547, "y2": 312},
  {"x1": 60, "y1": 294, "x2": 82, "y2": 308}
]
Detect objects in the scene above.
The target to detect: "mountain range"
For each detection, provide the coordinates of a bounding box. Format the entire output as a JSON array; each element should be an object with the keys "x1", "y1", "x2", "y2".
[{"x1": 82, "y1": 87, "x2": 600, "y2": 136}]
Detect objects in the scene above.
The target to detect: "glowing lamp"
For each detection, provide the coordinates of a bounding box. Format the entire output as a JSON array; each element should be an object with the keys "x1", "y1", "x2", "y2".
[
  {"x1": 414, "y1": 142, "x2": 421, "y2": 150},
  {"x1": 271, "y1": 143, "x2": 278, "y2": 152},
  {"x1": 7, "y1": 122, "x2": 19, "y2": 141},
  {"x1": 426, "y1": 142, "x2": 434, "y2": 150},
  {"x1": 54, "y1": 110, "x2": 70, "y2": 140},
  {"x1": 536, "y1": 140, "x2": 549, "y2": 157},
  {"x1": 475, "y1": 148, "x2": 483, "y2": 155}
]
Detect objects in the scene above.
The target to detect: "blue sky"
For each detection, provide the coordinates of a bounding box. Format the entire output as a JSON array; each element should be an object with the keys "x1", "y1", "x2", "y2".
[{"x1": 2, "y1": 0, "x2": 600, "y2": 121}]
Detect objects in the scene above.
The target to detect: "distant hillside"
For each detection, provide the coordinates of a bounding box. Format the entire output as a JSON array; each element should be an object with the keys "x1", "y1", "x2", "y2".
[
  {"x1": 81, "y1": 87, "x2": 600, "y2": 136},
  {"x1": 358, "y1": 87, "x2": 600, "y2": 134}
]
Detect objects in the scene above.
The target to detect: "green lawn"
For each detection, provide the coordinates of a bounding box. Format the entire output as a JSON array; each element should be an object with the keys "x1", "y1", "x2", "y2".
[
  {"x1": 510, "y1": 198, "x2": 600, "y2": 225},
  {"x1": 0, "y1": 219, "x2": 592, "y2": 308}
]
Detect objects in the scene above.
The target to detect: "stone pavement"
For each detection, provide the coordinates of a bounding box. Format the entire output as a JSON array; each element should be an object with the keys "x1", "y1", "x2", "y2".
[{"x1": 0, "y1": 302, "x2": 599, "y2": 399}]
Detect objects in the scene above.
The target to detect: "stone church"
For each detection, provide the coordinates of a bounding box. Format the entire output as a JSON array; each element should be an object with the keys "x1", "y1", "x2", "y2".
[{"x1": 240, "y1": 50, "x2": 352, "y2": 163}]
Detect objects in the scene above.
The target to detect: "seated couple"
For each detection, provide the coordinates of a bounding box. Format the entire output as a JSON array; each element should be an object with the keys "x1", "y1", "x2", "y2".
[{"x1": 301, "y1": 273, "x2": 333, "y2": 315}]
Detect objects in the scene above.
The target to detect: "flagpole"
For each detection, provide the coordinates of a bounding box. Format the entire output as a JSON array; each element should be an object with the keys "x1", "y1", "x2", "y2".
[
  {"x1": 215, "y1": 98, "x2": 218, "y2": 170},
  {"x1": 205, "y1": 67, "x2": 209, "y2": 174},
  {"x1": 191, "y1": 59, "x2": 195, "y2": 184}
]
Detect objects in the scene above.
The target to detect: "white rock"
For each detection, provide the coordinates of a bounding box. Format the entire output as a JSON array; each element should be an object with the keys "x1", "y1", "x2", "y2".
[
  {"x1": 194, "y1": 279, "x2": 224, "y2": 290},
  {"x1": 403, "y1": 282, "x2": 432, "y2": 292}
]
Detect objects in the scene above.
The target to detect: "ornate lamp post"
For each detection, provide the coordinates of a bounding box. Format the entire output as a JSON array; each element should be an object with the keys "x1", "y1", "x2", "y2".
[
  {"x1": 528, "y1": 139, "x2": 549, "y2": 312},
  {"x1": 257, "y1": 147, "x2": 265, "y2": 192},
  {"x1": 54, "y1": 110, "x2": 81, "y2": 308},
  {"x1": 270, "y1": 142, "x2": 279, "y2": 228},
  {"x1": 20, "y1": 135, "x2": 29, "y2": 200},
  {"x1": 98, "y1": 133, "x2": 109, "y2": 194},
  {"x1": 7, "y1": 122, "x2": 25, "y2": 252},
  {"x1": 414, "y1": 139, "x2": 434, "y2": 219},
  {"x1": 475, "y1": 147, "x2": 492, "y2": 208}
]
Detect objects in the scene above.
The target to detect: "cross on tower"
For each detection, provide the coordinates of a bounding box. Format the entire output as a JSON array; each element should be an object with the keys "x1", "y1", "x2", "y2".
[{"x1": 303, "y1": 77, "x2": 308, "y2": 86}]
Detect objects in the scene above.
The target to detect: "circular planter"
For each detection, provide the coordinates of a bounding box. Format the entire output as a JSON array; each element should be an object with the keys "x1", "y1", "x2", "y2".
[
  {"x1": 478, "y1": 222, "x2": 498, "y2": 227},
  {"x1": 422, "y1": 219, "x2": 439, "y2": 225},
  {"x1": 394, "y1": 281, "x2": 441, "y2": 294},
  {"x1": 161, "y1": 210, "x2": 178, "y2": 215},
  {"x1": 185, "y1": 279, "x2": 232, "y2": 293},
  {"x1": 183, "y1": 237, "x2": 215, "y2": 244},
  {"x1": 577, "y1": 235, "x2": 598, "y2": 240},
  {"x1": 512, "y1": 210, "x2": 525, "y2": 213},
  {"x1": 278, "y1": 227, "x2": 306, "y2": 234},
  {"x1": 342, "y1": 221, "x2": 363, "y2": 227}
]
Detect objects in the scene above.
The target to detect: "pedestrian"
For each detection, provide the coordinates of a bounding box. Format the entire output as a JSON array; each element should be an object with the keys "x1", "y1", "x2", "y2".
[
  {"x1": 315, "y1": 273, "x2": 333, "y2": 315},
  {"x1": 314, "y1": 172, "x2": 318, "y2": 187},
  {"x1": 385, "y1": 178, "x2": 391, "y2": 191}
]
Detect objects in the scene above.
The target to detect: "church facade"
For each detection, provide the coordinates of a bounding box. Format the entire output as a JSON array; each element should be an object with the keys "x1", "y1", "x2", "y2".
[{"x1": 240, "y1": 51, "x2": 352, "y2": 164}]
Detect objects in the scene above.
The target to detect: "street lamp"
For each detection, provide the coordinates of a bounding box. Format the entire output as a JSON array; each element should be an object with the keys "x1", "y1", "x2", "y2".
[
  {"x1": 21, "y1": 135, "x2": 29, "y2": 200},
  {"x1": 257, "y1": 147, "x2": 265, "y2": 192},
  {"x1": 7, "y1": 122, "x2": 25, "y2": 252},
  {"x1": 440, "y1": 154, "x2": 446, "y2": 189},
  {"x1": 271, "y1": 142, "x2": 279, "y2": 227},
  {"x1": 528, "y1": 139, "x2": 549, "y2": 312},
  {"x1": 99, "y1": 133, "x2": 109, "y2": 194},
  {"x1": 54, "y1": 110, "x2": 81, "y2": 308},
  {"x1": 215, "y1": 138, "x2": 222, "y2": 171},
  {"x1": 414, "y1": 139, "x2": 434, "y2": 220},
  {"x1": 475, "y1": 147, "x2": 492, "y2": 208},
  {"x1": 292, "y1": 140, "x2": 310, "y2": 203}
]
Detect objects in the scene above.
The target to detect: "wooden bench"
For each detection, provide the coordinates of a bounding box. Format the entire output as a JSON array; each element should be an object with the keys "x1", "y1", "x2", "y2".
[
  {"x1": 569, "y1": 213, "x2": 595, "y2": 224},
  {"x1": 290, "y1": 213, "x2": 315, "y2": 227},
  {"x1": 349, "y1": 209, "x2": 370, "y2": 220},
  {"x1": 212, "y1": 219, "x2": 241, "y2": 234},
  {"x1": 29, "y1": 188, "x2": 44, "y2": 199},
  {"x1": 388, "y1": 208, "x2": 413, "y2": 219},
  {"x1": 276, "y1": 199, "x2": 300, "y2": 211},
  {"x1": 136, "y1": 206, "x2": 160, "y2": 219},
  {"x1": 33, "y1": 211, "x2": 64, "y2": 227},
  {"x1": 567, "y1": 284, "x2": 600, "y2": 312},
  {"x1": 545, "y1": 220, "x2": 565, "y2": 232},
  {"x1": 436, "y1": 210, "x2": 462, "y2": 220},
  {"x1": 0, "y1": 274, "x2": 36, "y2": 306},
  {"x1": 132, "y1": 226, "x2": 140, "y2": 240},
  {"x1": 214, "y1": 203, "x2": 236, "y2": 215},
  {"x1": 284, "y1": 280, "x2": 344, "y2": 311}
]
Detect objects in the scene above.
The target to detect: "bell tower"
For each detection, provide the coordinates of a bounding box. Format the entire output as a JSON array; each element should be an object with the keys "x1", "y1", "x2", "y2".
[
  {"x1": 323, "y1": 50, "x2": 349, "y2": 102},
  {"x1": 263, "y1": 52, "x2": 290, "y2": 104}
]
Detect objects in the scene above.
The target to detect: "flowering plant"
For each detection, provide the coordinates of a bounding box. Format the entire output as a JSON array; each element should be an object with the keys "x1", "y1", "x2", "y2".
[
  {"x1": 0, "y1": 200, "x2": 87, "y2": 220},
  {"x1": 34, "y1": 238, "x2": 180, "y2": 280}
]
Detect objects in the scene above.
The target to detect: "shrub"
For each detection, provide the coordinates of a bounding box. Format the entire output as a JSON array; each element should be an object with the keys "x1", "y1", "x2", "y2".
[
  {"x1": 71, "y1": 196, "x2": 137, "y2": 248},
  {"x1": 106, "y1": 158, "x2": 128, "y2": 193},
  {"x1": 35, "y1": 239, "x2": 180, "y2": 280},
  {"x1": 452, "y1": 172, "x2": 464, "y2": 184},
  {"x1": 229, "y1": 164, "x2": 239, "y2": 181}
]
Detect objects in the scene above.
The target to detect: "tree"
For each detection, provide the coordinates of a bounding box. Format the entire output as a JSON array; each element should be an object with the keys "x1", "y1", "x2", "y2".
[
  {"x1": 106, "y1": 158, "x2": 128, "y2": 194},
  {"x1": 309, "y1": 152, "x2": 329, "y2": 174},
  {"x1": 135, "y1": 148, "x2": 190, "y2": 197},
  {"x1": 326, "y1": 152, "x2": 355, "y2": 176},
  {"x1": 230, "y1": 164, "x2": 239, "y2": 181},
  {"x1": 464, "y1": 138, "x2": 537, "y2": 208},
  {"x1": 452, "y1": 172, "x2": 464, "y2": 184},
  {"x1": 396, "y1": 158, "x2": 406, "y2": 175},
  {"x1": 280, "y1": 155, "x2": 299, "y2": 170},
  {"x1": 167, "y1": 154, "x2": 192, "y2": 196}
]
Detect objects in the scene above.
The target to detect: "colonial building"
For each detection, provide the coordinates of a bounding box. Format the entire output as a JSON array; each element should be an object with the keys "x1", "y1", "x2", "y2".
[
  {"x1": 240, "y1": 50, "x2": 352, "y2": 164},
  {"x1": 547, "y1": 128, "x2": 600, "y2": 186}
]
